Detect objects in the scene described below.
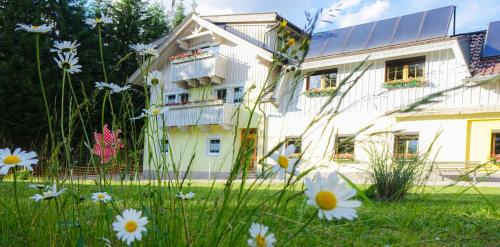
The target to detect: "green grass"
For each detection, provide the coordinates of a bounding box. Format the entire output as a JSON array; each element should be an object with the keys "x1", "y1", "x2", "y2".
[{"x1": 0, "y1": 180, "x2": 498, "y2": 246}]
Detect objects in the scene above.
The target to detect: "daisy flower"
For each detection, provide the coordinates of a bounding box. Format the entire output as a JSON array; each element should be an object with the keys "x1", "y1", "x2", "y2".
[
  {"x1": 28, "y1": 184, "x2": 46, "y2": 190},
  {"x1": 146, "y1": 70, "x2": 164, "y2": 87},
  {"x1": 50, "y1": 40, "x2": 80, "y2": 55},
  {"x1": 54, "y1": 52, "x2": 82, "y2": 74},
  {"x1": 304, "y1": 172, "x2": 362, "y2": 221},
  {"x1": 0, "y1": 148, "x2": 38, "y2": 175},
  {"x1": 15, "y1": 23, "x2": 53, "y2": 33},
  {"x1": 176, "y1": 191, "x2": 195, "y2": 200},
  {"x1": 94, "y1": 82, "x2": 131, "y2": 94},
  {"x1": 85, "y1": 13, "x2": 113, "y2": 28},
  {"x1": 248, "y1": 223, "x2": 276, "y2": 247},
  {"x1": 131, "y1": 106, "x2": 168, "y2": 120},
  {"x1": 130, "y1": 43, "x2": 158, "y2": 58},
  {"x1": 270, "y1": 144, "x2": 299, "y2": 176},
  {"x1": 91, "y1": 192, "x2": 112, "y2": 203},
  {"x1": 112, "y1": 209, "x2": 148, "y2": 245},
  {"x1": 31, "y1": 182, "x2": 67, "y2": 202}
]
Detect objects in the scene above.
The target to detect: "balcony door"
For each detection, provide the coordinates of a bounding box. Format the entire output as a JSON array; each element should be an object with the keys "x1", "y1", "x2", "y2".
[{"x1": 240, "y1": 129, "x2": 257, "y2": 171}]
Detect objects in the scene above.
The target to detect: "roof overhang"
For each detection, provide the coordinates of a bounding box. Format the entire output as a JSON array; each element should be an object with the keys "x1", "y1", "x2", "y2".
[{"x1": 394, "y1": 105, "x2": 500, "y2": 120}]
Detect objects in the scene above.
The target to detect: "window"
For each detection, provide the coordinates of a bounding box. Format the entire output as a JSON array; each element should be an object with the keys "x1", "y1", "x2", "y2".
[
  {"x1": 233, "y1": 87, "x2": 243, "y2": 103},
  {"x1": 179, "y1": 93, "x2": 189, "y2": 104},
  {"x1": 335, "y1": 135, "x2": 355, "y2": 160},
  {"x1": 160, "y1": 139, "x2": 169, "y2": 153},
  {"x1": 386, "y1": 57, "x2": 425, "y2": 81},
  {"x1": 166, "y1": 95, "x2": 176, "y2": 104},
  {"x1": 215, "y1": 89, "x2": 227, "y2": 102},
  {"x1": 394, "y1": 135, "x2": 419, "y2": 157},
  {"x1": 491, "y1": 133, "x2": 500, "y2": 161},
  {"x1": 208, "y1": 138, "x2": 221, "y2": 155},
  {"x1": 306, "y1": 69, "x2": 338, "y2": 90},
  {"x1": 285, "y1": 137, "x2": 302, "y2": 155}
]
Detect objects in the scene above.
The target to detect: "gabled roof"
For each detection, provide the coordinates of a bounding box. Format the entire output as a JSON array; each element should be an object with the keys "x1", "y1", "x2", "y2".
[
  {"x1": 468, "y1": 31, "x2": 500, "y2": 77},
  {"x1": 128, "y1": 13, "x2": 274, "y2": 84}
]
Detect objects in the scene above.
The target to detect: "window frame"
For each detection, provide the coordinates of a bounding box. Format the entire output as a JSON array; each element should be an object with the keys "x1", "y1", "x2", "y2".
[
  {"x1": 394, "y1": 134, "x2": 419, "y2": 157},
  {"x1": 385, "y1": 56, "x2": 425, "y2": 82},
  {"x1": 215, "y1": 88, "x2": 227, "y2": 103},
  {"x1": 233, "y1": 87, "x2": 244, "y2": 103},
  {"x1": 306, "y1": 68, "x2": 338, "y2": 90},
  {"x1": 178, "y1": 93, "x2": 189, "y2": 104},
  {"x1": 491, "y1": 132, "x2": 500, "y2": 159},
  {"x1": 284, "y1": 137, "x2": 302, "y2": 155},
  {"x1": 166, "y1": 94, "x2": 177, "y2": 104},
  {"x1": 335, "y1": 135, "x2": 355, "y2": 160},
  {"x1": 160, "y1": 138, "x2": 170, "y2": 154},
  {"x1": 207, "y1": 136, "x2": 221, "y2": 156}
]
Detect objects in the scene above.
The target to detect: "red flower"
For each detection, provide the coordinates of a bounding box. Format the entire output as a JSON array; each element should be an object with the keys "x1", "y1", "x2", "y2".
[{"x1": 93, "y1": 124, "x2": 124, "y2": 164}]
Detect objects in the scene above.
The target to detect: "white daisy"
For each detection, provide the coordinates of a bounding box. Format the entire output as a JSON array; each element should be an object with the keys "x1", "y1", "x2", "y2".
[
  {"x1": 94, "y1": 82, "x2": 131, "y2": 94},
  {"x1": 112, "y1": 209, "x2": 148, "y2": 245},
  {"x1": 28, "y1": 184, "x2": 46, "y2": 190},
  {"x1": 85, "y1": 13, "x2": 113, "y2": 28},
  {"x1": 0, "y1": 148, "x2": 38, "y2": 175},
  {"x1": 176, "y1": 191, "x2": 195, "y2": 200},
  {"x1": 304, "y1": 172, "x2": 362, "y2": 221},
  {"x1": 146, "y1": 70, "x2": 164, "y2": 87},
  {"x1": 54, "y1": 52, "x2": 82, "y2": 74},
  {"x1": 270, "y1": 144, "x2": 299, "y2": 176},
  {"x1": 248, "y1": 223, "x2": 276, "y2": 247},
  {"x1": 50, "y1": 40, "x2": 80, "y2": 55},
  {"x1": 131, "y1": 106, "x2": 168, "y2": 120},
  {"x1": 15, "y1": 23, "x2": 53, "y2": 33},
  {"x1": 31, "y1": 182, "x2": 67, "y2": 201},
  {"x1": 91, "y1": 192, "x2": 112, "y2": 203},
  {"x1": 130, "y1": 43, "x2": 158, "y2": 58}
]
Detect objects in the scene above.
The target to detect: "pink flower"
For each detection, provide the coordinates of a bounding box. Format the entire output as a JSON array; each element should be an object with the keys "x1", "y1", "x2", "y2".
[{"x1": 93, "y1": 124, "x2": 124, "y2": 164}]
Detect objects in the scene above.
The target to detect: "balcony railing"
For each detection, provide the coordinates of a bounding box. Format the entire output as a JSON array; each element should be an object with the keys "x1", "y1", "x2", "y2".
[
  {"x1": 170, "y1": 52, "x2": 228, "y2": 89},
  {"x1": 164, "y1": 100, "x2": 237, "y2": 128}
]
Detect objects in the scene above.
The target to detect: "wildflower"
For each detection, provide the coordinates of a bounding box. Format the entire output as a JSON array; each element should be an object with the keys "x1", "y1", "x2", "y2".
[
  {"x1": 28, "y1": 184, "x2": 46, "y2": 190},
  {"x1": 304, "y1": 172, "x2": 361, "y2": 221},
  {"x1": 31, "y1": 182, "x2": 67, "y2": 201},
  {"x1": 93, "y1": 124, "x2": 124, "y2": 164},
  {"x1": 270, "y1": 144, "x2": 299, "y2": 176},
  {"x1": 54, "y1": 52, "x2": 82, "y2": 74},
  {"x1": 131, "y1": 106, "x2": 168, "y2": 120},
  {"x1": 146, "y1": 70, "x2": 164, "y2": 87},
  {"x1": 280, "y1": 20, "x2": 287, "y2": 29},
  {"x1": 91, "y1": 192, "x2": 112, "y2": 203},
  {"x1": 130, "y1": 43, "x2": 159, "y2": 58},
  {"x1": 112, "y1": 209, "x2": 148, "y2": 245},
  {"x1": 286, "y1": 38, "x2": 296, "y2": 47},
  {"x1": 94, "y1": 82, "x2": 131, "y2": 94},
  {"x1": 85, "y1": 13, "x2": 113, "y2": 28},
  {"x1": 0, "y1": 148, "x2": 38, "y2": 175},
  {"x1": 50, "y1": 40, "x2": 80, "y2": 55},
  {"x1": 15, "y1": 23, "x2": 53, "y2": 33},
  {"x1": 176, "y1": 192, "x2": 195, "y2": 200},
  {"x1": 248, "y1": 223, "x2": 276, "y2": 247}
]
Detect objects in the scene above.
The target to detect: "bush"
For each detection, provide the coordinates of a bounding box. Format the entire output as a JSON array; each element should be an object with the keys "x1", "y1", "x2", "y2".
[{"x1": 364, "y1": 138, "x2": 436, "y2": 201}]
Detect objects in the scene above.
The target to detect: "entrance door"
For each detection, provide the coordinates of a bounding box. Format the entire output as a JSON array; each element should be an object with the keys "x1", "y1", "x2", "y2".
[{"x1": 241, "y1": 129, "x2": 257, "y2": 170}]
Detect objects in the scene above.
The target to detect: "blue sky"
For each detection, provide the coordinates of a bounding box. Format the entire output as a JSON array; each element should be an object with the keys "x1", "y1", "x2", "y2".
[{"x1": 153, "y1": 0, "x2": 500, "y2": 33}]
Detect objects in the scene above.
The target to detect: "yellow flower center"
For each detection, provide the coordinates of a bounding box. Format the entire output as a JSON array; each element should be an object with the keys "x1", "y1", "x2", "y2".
[
  {"x1": 152, "y1": 109, "x2": 161, "y2": 115},
  {"x1": 61, "y1": 61, "x2": 71, "y2": 69},
  {"x1": 315, "y1": 191, "x2": 337, "y2": 210},
  {"x1": 32, "y1": 25, "x2": 40, "y2": 29},
  {"x1": 97, "y1": 194, "x2": 105, "y2": 199},
  {"x1": 3, "y1": 155, "x2": 21, "y2": 165},
  {"x1": 96, "y1": 17, "x2": 101, "y2": 23},
  {"x1": 124, "y1": 220, "x2": 138, "y2": 233},
  {"x1": 280, "y1": 20, "x2": 287, "y2": 28},
  {"x1": 277, "y1": 155, "x2": 288, "y2": 169},
  {"x1": 151, "y1": 78, "x2": 159, "y2": 85},
  {"x1": 255, "y1": 234, "x2": 266, "y2": 247}
]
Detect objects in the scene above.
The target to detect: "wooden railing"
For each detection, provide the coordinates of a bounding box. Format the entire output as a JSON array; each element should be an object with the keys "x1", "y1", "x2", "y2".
[
  {"x1": 170, "y1": 52, "x2": 228, "y2": 84},
  {"x1": 164, "y1": 101, "x2": 237, "y2": 127}
]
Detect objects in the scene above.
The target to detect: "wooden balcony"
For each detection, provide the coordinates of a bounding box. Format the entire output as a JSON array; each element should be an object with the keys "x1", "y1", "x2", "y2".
[
  {"x1": 164, "y1": 100, "x2": 237, "y2": 129},
  {"x1": 170, "y1": 52, "x2": 228, "y2": 89}
]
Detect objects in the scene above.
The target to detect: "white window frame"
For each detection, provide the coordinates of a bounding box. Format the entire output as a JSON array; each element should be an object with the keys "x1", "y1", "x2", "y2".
[
  {"x1": 207, "y1": 136, "x2": 221, "y2": 155},
  {"x1": 160, "y1": 138, "x2": 170, "y2": 154},
  {"x1": 166, "y1": 94, "x2": 177, "y2": 104},
  {"x1": 233, "y1": 86, "x2": 244, "y2": 103}
]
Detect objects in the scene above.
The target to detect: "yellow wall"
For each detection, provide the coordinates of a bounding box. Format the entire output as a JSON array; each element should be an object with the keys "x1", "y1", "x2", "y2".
[
  {"x1": 188, "y1": 86, "x2": 213, "y2": 101},
  {"x1": 466, "y1": 118, "x2": 500, "y2": 163}
]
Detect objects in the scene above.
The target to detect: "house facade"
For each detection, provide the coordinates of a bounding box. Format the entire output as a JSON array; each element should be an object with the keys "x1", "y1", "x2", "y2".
[{"x1": 131, "y1": 6, "x2": 500, "y2": 179}]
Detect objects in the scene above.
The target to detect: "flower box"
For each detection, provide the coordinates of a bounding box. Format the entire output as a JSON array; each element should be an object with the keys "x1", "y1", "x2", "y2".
[
  {"x1": 169, "y1": 49, "x2": 212, "y2": 63},
  {"x1": 334, "y1": 153, "x2": 354, "y2": 162},
  {"x1": 383, "y1": 77, "x2": 426, "y2": 89},
  {"x1": 305, "y1": 87, "x2": 337, "y2": 97}
]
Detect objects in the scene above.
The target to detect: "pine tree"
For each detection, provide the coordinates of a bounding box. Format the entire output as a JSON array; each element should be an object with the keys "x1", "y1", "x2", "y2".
[{"x1": 172, "y1": 0, "x2": 186, "y2": 28}]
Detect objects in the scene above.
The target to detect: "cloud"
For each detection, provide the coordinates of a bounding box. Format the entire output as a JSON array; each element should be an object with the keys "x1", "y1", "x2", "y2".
[
  {"x1": 196, "y1": 2, "x2": 234, "y2": 15},
  {"x1": 336, "y1": 0, "x2": 390, "y2": 27}
]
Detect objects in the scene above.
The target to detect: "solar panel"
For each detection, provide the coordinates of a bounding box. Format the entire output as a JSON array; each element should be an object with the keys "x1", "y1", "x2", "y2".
[
  {"x1": 306, "y1": 6, "x2": 454, "y2": 59},
  {"x1": 483, "y1": 21, "x2": 500, "y2": 57}
]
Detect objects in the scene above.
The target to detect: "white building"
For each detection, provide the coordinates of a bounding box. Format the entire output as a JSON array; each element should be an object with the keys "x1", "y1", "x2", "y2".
[{"x1": 130, "y1": 6, "x2": 500, "y2": 179}]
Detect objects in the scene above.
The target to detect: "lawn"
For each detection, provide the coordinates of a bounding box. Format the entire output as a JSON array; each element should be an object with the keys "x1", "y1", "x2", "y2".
[{"x1": 0, "y1": 180, "x2": 498, "y2": 246}]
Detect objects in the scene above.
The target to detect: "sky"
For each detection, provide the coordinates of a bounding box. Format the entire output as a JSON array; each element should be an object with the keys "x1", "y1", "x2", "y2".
[{"x1": 151, "y1": 0, "x2": 500, "y2": 34}]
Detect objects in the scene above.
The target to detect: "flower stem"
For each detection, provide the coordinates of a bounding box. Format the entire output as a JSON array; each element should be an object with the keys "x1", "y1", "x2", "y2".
[
  {"x1": 35, "y1": 34, "x2": 55, "y2": 148},
  {"x1": 97, "y1": 25, "x2": 108, "y2": 82},
  {"x1": 13, "y1": 168, "x2": 29, "y2": 244}
]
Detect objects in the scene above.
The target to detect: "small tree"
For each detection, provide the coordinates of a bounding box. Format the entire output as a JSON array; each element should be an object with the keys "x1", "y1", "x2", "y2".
[{"x1": 172, "y1": 0, "x2": 186, "y2": 28}]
